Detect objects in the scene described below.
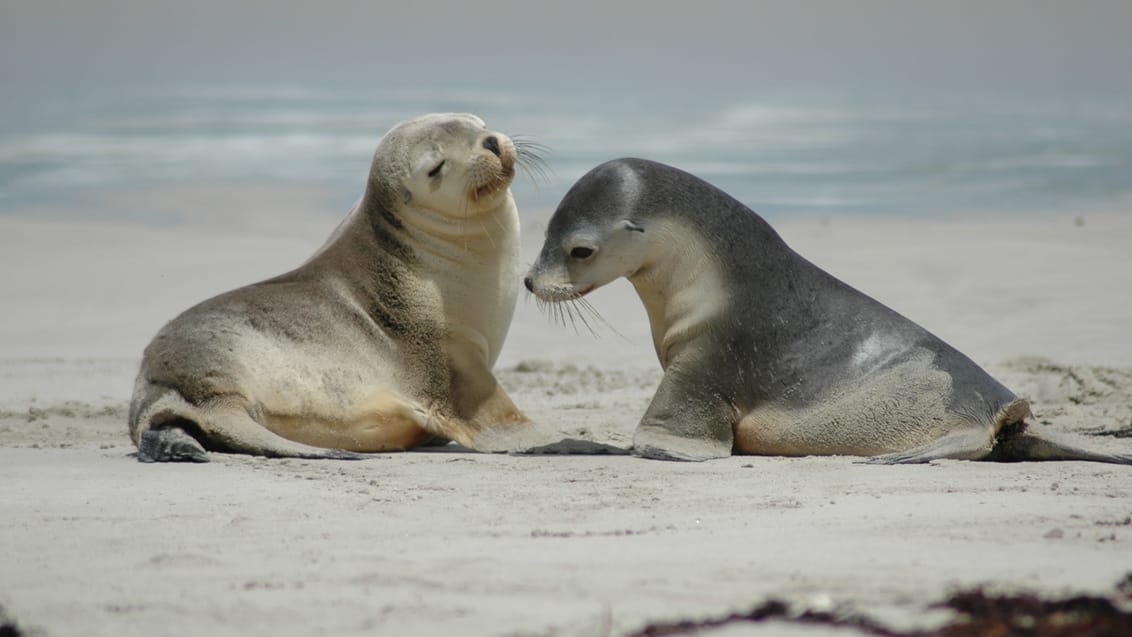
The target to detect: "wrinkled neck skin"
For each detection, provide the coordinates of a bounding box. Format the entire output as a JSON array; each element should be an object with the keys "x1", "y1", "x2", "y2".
[
  {"x1": 400, "y1": 193, "x2": 516, "y2": 245},
  {"x1": 311, "y1": 187, "x2": 521, "y2": 370},
  {"x1": 420, "y1": 191, "x2": 521, "y2": 371},
  {"x1": 628, "y1": 219, "x2": 726, "y2": 369}
]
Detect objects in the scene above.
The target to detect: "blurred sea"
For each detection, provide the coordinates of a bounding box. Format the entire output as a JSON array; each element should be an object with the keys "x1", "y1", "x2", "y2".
[{"x1": 2, "y1": 82, "x2": 1131, "y2": 223}]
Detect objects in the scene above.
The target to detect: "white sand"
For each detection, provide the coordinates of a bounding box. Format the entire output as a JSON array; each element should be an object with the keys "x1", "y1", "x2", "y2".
[{"x1": 2, "y1": 188, "x2": 1131, "y2": 636}]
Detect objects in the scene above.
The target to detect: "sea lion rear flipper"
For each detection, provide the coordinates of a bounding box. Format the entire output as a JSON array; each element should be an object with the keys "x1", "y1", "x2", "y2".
[
  {"x1": 860, "y1": 428, "x2": 995, "y2": 464},
  {"x1": 134, "y1": 392, "x2": 371, "y2": 462},
  {"x1": 137, "y1": 426, "x2": 209, "y2": 463},
  {"x1": 191, "y1": 406, "x2": 373, "y2": 460},
  {"x1": 987, "y1": 428, "x2": 1132, "y2": 464}
]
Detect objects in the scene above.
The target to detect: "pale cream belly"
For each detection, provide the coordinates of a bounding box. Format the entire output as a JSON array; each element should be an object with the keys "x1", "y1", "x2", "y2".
[
  {"x1": 734, "y1": 405, "x2": 910, "y2": 457},
  {"x1": 733, "y1": 357, "x2": 964, "y2": 457},
  {"x1": 261, "y1": 390, "x2": 432, "y2": 452}
]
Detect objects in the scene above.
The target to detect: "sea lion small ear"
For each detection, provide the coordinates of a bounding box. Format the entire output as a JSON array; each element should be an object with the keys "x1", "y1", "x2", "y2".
[
  {"x1": 622, "y1": 219, "x2": 645, "y2": 233},
  {"x1": 400, "y1": 187, "x2": 413, "y2": 204}
]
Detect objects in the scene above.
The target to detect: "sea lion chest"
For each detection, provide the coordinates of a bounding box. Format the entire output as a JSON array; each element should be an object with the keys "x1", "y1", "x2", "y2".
[{"x1": 407, "y1": 200, "x2": 521, "y2": 370}]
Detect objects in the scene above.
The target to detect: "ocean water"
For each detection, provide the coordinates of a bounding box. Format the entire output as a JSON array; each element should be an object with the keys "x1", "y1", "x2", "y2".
[{"x1": 2, "y1": 83, "x2": 1131, "y2": 223}]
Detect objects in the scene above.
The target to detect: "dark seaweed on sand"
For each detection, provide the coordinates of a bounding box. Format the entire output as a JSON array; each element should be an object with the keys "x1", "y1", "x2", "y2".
[{"x1": 625, "y1": 574, "x2": 1132, "y2": 637}]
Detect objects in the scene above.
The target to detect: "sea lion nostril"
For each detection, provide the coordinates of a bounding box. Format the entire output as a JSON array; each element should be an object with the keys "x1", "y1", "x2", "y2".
[
  {"x1": 523, "y1": 277, "x2": 534, "y2": 292},
  {"x1": 483, "y1": 136, "x2": 501, "y2": 157}
]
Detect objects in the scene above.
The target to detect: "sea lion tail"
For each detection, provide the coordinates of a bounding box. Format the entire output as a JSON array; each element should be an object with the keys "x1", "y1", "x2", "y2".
[
  {"x1": 988, "y1": 399, "x2": 1132, "y2": 464},
  {"x1": 131, "y1": 386, "x2": 369, "y2": 462}
]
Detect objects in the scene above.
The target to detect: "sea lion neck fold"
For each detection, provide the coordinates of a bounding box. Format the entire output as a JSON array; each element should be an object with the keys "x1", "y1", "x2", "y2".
[{"x1": 626, "y1": 217, "x2": 727, "y2": 369}]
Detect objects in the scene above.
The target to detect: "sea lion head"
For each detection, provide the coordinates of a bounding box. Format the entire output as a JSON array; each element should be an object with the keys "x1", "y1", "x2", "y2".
[
  {"x1": 525, "y1": 159, "x2": 651, "y2": 301},
  {"x1": 371, "y1": 113, "x2": 518, "y2": 216}
]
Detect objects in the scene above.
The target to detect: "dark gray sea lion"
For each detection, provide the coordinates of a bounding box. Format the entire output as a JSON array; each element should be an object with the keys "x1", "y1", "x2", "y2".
[
  {"x1": 525, "y1": 158, "x2": 1132, "y2": 464},
  {"x1": 129, "y1": 113, "x2": 541, "y2": 462}
]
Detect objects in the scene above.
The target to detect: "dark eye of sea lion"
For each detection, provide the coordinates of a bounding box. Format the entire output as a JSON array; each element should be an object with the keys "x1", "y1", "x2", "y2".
[
  {"x1": 428, "y1": 160, "x2": 445, "y2": 178},
  {"x1": 570, "y1": 246, "x2": 595, "y2": 260}
]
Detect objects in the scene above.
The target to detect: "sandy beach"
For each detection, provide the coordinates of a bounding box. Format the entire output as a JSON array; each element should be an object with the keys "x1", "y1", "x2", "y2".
[{"x1": 2, "y1": 188, "x2": 1131, "y2": 636}]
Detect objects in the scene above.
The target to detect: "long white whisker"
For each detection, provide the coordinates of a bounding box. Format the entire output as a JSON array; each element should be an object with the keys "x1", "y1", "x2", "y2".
[
  {"x1": 511, "y1": 136, "x2": 553, "y2": 188},
  {"x1": 576, "y1": 296, "x2": 629, "y2": 341},
  {"x1": 563, "y1": 301, "x2": 580, "y2": 334},
  {"x1": 569, "y1": 299, "x2": 598, "y2": 336},
  {"x1": 528, "y1": 284, "x2": 628, "y2": 341},
  {"x1": 546, "y1": 299, "x2": 559, "y2": 327}
]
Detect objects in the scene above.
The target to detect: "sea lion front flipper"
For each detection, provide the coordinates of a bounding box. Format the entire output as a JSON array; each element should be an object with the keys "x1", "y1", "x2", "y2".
[{"x1": 631, "y1": 371, "x2": 734, "y2": 462}]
